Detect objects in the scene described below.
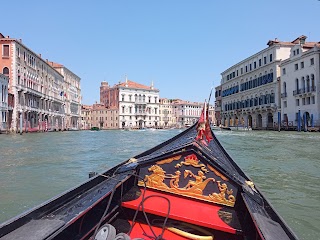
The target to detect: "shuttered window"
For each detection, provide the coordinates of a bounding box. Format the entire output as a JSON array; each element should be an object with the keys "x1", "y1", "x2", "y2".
[{"x1": 3, "y1": 45, "x2": 9, "y2": 57}]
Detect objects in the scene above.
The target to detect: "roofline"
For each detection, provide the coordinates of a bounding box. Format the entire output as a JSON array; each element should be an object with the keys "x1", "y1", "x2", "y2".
[
  {"x1": 0, "y1": 35, "x2": 64, "y2": 79},
  {"x1": 220, "y1": 42, "x2": 293, "y2": 75}
]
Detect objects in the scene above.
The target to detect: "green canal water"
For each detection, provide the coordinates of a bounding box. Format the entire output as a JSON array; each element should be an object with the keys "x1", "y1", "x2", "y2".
[{"x1": 0, "y1": 129, "x2": 319, "y2": 239}]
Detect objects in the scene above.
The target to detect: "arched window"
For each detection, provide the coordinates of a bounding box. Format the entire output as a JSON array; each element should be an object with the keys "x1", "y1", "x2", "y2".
[
  {"x1": 270, "y1": 92, "x2": 275, "y2": 103},
  {"x1": 3, "y1": 67, "x2": 9, "y2": 75},
  {"x1": 301, "y1": 77, "x2": 305, "y2": 92},
  {"x1": 311, "y1": 74, "x2": 315, "y2": 90},
  {"x1": 283, "y1": 82, "x2": 287, "y2": 93},
  {"x1": 254, "y1": 94, "x2": 258, "y2": 106},
  {"x1": 306, "y1": 75, "x2": 310, "y2": 92}
]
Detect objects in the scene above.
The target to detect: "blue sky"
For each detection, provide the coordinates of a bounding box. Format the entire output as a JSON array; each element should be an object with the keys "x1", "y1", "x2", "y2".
[{"x1": 2, "y1": 0, "x2": 320, "y2": 104}]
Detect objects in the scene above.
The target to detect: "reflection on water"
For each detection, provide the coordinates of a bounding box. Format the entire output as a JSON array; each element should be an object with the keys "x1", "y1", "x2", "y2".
[{"x1": 0, "y1": 129, "x2": 319, "y2": 240}]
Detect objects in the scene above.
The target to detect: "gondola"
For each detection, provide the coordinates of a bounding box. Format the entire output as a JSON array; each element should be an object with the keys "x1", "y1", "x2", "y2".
[{"x1": 0, "y1": 105, "x2": 298, "y2": 240}]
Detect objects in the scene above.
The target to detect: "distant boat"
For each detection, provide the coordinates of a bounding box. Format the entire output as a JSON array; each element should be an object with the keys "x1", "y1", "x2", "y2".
[
  {"x1": 211, "y1": 124, "x2": 232, "y2": 131},
  {"x1": 229, "y1": 126, "x2": 252, "y2": 131},
  {"x1": 90, "y1": 127, "x2": 100, "y2": 131},
  {"x1": 220, "y1": 125, "x2": 231, "y2": 131},
  {"x1": 0, "y1": 106, "x2": 298, "y2": 240}
]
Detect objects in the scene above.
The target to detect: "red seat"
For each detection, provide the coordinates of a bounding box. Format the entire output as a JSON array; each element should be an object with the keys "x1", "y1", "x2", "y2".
[{"x1": 122, "y1": 188, "x2": 239, "y2": 234}]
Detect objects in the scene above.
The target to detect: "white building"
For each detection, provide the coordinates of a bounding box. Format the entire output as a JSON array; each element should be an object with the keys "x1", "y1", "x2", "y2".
[
  {"x1": 100, "y1": 79, "x2": 160, "y2": 129},
  {"x1": 220, "y1": 37, "x2": 301, "y2": 129},
  {"x1": 0, "y1": 73, "x2": 8, "y2": 132},
  {"x1": 48, "y1": 62, "x2": 81, "y2": 130},
  {"x1": 173, "y1": 100, "x2": 204, "y2": 127},
  {"x1": 280, "y1": 40, "x2": 320, "y2": 130},
  {"x1": 119, "y1": 80, "x2": 160, "y2": 129}
]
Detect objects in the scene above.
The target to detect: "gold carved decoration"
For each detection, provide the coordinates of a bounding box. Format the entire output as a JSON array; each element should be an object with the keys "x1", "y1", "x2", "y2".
[
  {"x1": 175, "y1": 154, "x2": 209, "y2": 173},
  {"x1": 208, "y1": 181, "x2": 235, "y2": 207},
  {"x1": 156, "y1": 155, "x2": 181, "y2": 165},
  {"x1": 138, "y1": 154, "x2": 236, "y2": 207}
]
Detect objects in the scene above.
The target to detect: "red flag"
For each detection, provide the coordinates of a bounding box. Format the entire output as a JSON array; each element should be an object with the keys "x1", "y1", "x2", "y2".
[
  {"x1": 196, "y1": 102, "x2": 213, "y2": 145},
  {"x1": 205, "y1": 107, "x2": 213, "y2": 142}
]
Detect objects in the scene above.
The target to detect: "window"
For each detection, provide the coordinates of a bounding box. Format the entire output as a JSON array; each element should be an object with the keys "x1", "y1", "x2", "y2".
[
  {"x1": 310, "y1": 58, "x2": 314, "y2": 65},
  {"x1": 284, "y1": 101, "x2": 287, "y2": 108},
  {"x1": 3, "y1": 67, "x2": 9, "y2": 75},
  {"x1": 302, "y1": 98, "x2": 305, "y2": 105},
  {"x1": 264, "y1": 57, "x2": 267, "y2": 64},
  {"x1": 297, "y1": 49, "x2": 299, "y2": 54},
  {"x1": 312, "y1": 96, "x2": 315, "y2": 104},
  {"x1": 296, "y1": 99, "x2": 299, "y2": 106},
  {"x1": 282, "y1": 68, "x2": 286, "y2": 75},
  {"x1": 245, "y1": 66, "x2": 248, "y2": 72},
  {"x1": 249, "y1": 64, "x2": 252, "y2": 71},
  {"x1": 300, "y1": 61, "x2": 304, "y2": 69},
  {"x1": 254, "y1": 62, "x2": 256, "y2": 69},
  {"x1": 269, "y1": 54, "x2": 273, "y2": 62},
  {"x1": 240, "y1": 68, "x2": 243, "y2": 74},
  {"x1": 295, "y1": 64, "x2": 298, "y2": 70},
  {"x1": 259, "y1": 59, "x2": 261, "y2": 67},
  {"x1": 121, "y1": 95, "x2": 124, "y2": 101},
  {"x1": 306, "y1": 97, "x2": 310, "y2": 105},
  {"x1": 293, "y1": 50, "x2": 296, "y2": 56},
  {"x1": 2, "y1": 45, "x2": 9, "y2": 57}
]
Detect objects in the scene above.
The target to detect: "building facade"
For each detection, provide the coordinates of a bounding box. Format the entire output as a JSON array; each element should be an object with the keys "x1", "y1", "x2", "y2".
[
  {"x1": 48, "y1": 62, "x2": 81, "y2": 130},
  {"x1": 81, "y1": 104, "x2": 118, "y2": 130},
  {"x1": 159, "y1": 98, "x2": 176, "y2": 128},
  {"x1": 280, "y1": 41, "x2": 320, "y2": 130},
  {"x1": 214, "y1": 85, "x2": 222, "y2": 126},
  {"x1": 172, "y1": 100, "x2": 204, "y2": 128},
  {"x1": 0, "y1": 33, "x2": 80, "y2": 132},
  {"x1": 100, "y1": 79, "x2": 160, "y2": 129},
  {"x1": 219, "y1": 37, "x2": 301, "y2": 129},
  {"x1": 0, "y1": 73, "x2": 8, "y2": 132},
  {"x1": 81, "y1": 105, "x2": 92, "y2": 130}
]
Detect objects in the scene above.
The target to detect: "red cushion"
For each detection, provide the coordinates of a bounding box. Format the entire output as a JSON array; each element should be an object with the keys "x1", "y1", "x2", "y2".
[{"x1": 122, "y1": 188, "x2": 237, "y2": 234}]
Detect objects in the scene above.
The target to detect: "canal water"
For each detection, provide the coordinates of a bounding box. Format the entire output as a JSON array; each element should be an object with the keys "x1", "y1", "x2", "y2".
[{"x1": 0, "y1": 129, "x2": 319, "y2": 240}]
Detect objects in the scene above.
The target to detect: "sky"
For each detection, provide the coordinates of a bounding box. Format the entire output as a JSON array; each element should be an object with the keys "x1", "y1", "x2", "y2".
[{"x1": 1, "y1": 0, "x2": 320, "y2": 105}]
